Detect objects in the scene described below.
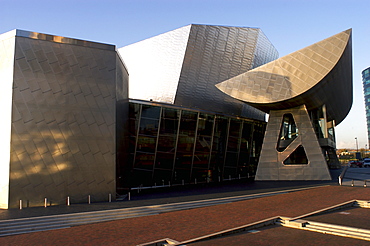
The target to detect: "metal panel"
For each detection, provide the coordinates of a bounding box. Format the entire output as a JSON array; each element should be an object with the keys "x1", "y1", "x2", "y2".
[
  {"x1": 175, "y1": 25, "x2": 278, "y2": 120},
  {"x1": 216, "y1": 29, "x2": 352, "y2": 125},
  {"x1": 119, "y1": 25, "x2": 278, "y2": 121},
  {"x1": 118, "y1": 25, "x2": 191, "y2": 103},
  {"x1": 6, "y1": 32, "x2": 124, "y2": 208},
  {"x1": 255, "y1": 105, "x2": 331, "y2": 181},
  {"x1": 0, "y1": 32, "x2": 16, "y2": 209}
]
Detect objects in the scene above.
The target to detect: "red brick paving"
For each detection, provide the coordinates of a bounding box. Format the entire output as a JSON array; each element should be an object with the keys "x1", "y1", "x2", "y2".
[{"x1": 0, "y1": 185, "x2": 369, "y2": 246}]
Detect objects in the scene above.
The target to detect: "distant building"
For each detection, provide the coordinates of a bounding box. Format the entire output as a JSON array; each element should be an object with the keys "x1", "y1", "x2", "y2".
[{"x1": 362, "y1": 67, "x2": 370, "y2": 147}]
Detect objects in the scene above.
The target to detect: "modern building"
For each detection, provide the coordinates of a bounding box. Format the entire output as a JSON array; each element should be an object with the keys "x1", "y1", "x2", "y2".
[
  {"x1": 117, "y1": 25, "x2": 279, "y2": 190},
  {"x1": 362, "y1": 67, "x2": 370, "y2": 147},
  {"x1": 0, "y1": 29, "x2": 128, "y2": 209},
  {"x1": 217, "y1": 29, "x2": 352, "y2": 180},
  {"x1": 0, "y1": 25, "x2": 352, "y2": 209}
]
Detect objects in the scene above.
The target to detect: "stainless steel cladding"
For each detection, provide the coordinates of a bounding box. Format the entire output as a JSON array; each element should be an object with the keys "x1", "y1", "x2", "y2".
[
  {"x1": 0, "y1": 30, "x2": 128, "y2": 208},
  {"x1": 119, "y1": 25, "x2": 279, "y2": 121}
]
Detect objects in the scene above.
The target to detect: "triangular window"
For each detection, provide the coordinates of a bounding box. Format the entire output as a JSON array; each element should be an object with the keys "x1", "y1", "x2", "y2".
[
  {"x1": 277, "y1": 113, "x2": 298, "y2": 152},
  {"x1": 283, "y1": 145, "x2": 308, "y2": 165}
]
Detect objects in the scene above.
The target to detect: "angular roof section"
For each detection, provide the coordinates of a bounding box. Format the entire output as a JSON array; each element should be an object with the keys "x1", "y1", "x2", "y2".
[
  {"x1": 119, "y1": 24, "x2": 279, "y2": 120},
  {"x1": 216, "y1": 29, "x2": 353, "y2": 124},
  {"x1": 0, "y1": 29, "x2": 115, "y2": 51}
]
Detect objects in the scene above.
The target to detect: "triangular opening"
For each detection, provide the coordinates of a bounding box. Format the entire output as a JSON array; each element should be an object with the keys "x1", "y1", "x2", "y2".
[
  {"x1": 277, "y1": 113, "x2": 298, "y2": 152},
  {"x1": 283, "y1": 145, "x2": 308, "y2": 165}
]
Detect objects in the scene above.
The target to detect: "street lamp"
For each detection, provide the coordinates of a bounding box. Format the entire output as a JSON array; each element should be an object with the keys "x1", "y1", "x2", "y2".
[{"x1": 355, "y1": 137, "x2": 359, "y2": 160}]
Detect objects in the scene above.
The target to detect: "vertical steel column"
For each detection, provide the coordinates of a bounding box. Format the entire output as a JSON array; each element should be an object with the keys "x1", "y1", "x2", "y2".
[
  {"x1": 236, "y1": 120, "x2": 243, "y2": 175},
  {"x1": 221, "y1": 118, "x2": 231, "y2": 180},
  {"x1": 171, "y1": 109, "x2": 182, "y2": 183},
  {"x1": 132, "y1": 104, "x2": 142, "y2": 169},
  {"x1": 190, "y1": 112, "x2": 200, "y2": 182},
  {"x1": 208, "y1": 115, "x2": 216, "y2": 171},
  {"x1": 152, "y1": 107, "x2": 163, "y2": 179},
  {"x1": 248, "y1": 122, "x2": 255, "y2": 164}
]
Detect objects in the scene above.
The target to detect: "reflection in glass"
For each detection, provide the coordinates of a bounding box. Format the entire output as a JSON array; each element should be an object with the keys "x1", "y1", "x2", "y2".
[
  {"x1": 195, "y1": 135, "x2": 212, "y2": 152},
  {"x1": 192, "y1": 152, "x2": 209, "y2": 169},
  {"x1": 229, "y1": 119, "x2": 241, "y2": 137},
  {"x1": 134, "y1": 152, "x2": 155, "y2": 170},
  {"x1": 277, "y1": 113, "x2": 298, "y2": 152},
  {"x1": 227, "y1": 137, "x2": 239, "y2": 152},
  {"x1": 160, "y1": 118, "x2": 178, "y2": 135},
  {"x1": 157, "y1": 135, "x2": 176, "y2": 153},
  {"x1": 126, "y1": 101, "x2": 266, "y2": 188},
  {"x1": 129, "y1": 103, "x2": 140, "y2": 119},
  {"x1": 137, "y1": 135, "x2": 156, "y2": 153},
  {"x1": 197, "y1": 113, "x2": 214, "y2": 136},
  {"x1": 283, "y1": 145, "x2": 308, "y2": 165},
  {"x1": 177, "y1": 136, "x2": 195, "y2": 153},
  {"x1": 141, "y1": 105, "x2": 160, "y2": 119},
  {"x1": 139, "y1": 118, "x2": 159, "y2": 136},
  {"x1": 155, "y1": 152, "x2": 175, "y2": 170},
  {"x1": 175, "y1": 152, "x2": 193, "y2": 169},
  {"x1": 162, "y1": 108, "x2": 179, "y2": 119}
]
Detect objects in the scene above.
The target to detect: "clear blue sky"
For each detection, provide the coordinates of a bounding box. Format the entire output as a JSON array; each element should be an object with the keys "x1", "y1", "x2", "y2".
[{"x1": 1, "y1": 0, "x2": 368, "y2": 149}]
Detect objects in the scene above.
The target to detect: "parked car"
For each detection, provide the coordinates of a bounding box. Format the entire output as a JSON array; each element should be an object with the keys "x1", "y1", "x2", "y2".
[
  {"x1": 348, "y1": 160, "x2": 363, "y2": 168},
  {"x1": 363, "y1": 158, "x2": 370, "y2": 168}
]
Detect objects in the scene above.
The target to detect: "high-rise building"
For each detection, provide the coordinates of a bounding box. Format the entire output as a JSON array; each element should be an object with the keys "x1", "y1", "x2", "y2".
[{"x1": 362, "y1": 67, "x2": 370, "y2": 147}]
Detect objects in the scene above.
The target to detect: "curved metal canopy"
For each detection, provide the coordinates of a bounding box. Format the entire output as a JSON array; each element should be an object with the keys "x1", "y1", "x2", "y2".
[{"x1": 216, "y1": 29, "x2": 353, "y2": 125}]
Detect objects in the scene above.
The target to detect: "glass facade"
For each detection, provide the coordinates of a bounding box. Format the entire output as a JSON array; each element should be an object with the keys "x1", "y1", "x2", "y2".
[
  {"x1": 363, "y1": 67, "x2": 370, "y2": 147},
  {"x1": 120, "y1": 100, "x2": 266, "y2": 188}
]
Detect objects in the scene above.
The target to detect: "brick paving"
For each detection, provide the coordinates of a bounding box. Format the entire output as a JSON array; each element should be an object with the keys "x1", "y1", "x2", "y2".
[
  {"x1": 0, "y1": 185, "x2": 369, "y2": 246},
  {"x1": 190, "y1": 225, "x2": 370, "y2": 246}
]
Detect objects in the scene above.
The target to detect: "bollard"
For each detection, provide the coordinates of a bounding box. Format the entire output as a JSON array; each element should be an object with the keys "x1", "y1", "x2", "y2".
[
  {"x1": 247, "y1": 173, "x2": 250, "y2": 178},
  {"x1": 109, "y1": 193, "x2": 112, "y2": 203},
  {"x1": 351, "y1": 180, "x2": 354, "y2": 187},
  {"x1": 168, "y1": 181, "x2": 171, "y2": 187},
  {"x1": 88, "y1": 195, "x2": 91, "y2": 204},
  {"x1": 19, "y1": 200, "x2": 22, "y2": 210},
  {"x1": 365, "y1": 180, "x2": 367, "y2": 188},
  {"x1": 128, "y1": 192, "x2": 131, "y2": 201},
  {"x1": 44, "y1": 198, "x2": 47, "y2": 207},
  {"x1": 162, "y1": 180, "x2": 165, "y2": 186},
  {"x1": 67, "y1": 196, "x2": 70, "y2": 206}
]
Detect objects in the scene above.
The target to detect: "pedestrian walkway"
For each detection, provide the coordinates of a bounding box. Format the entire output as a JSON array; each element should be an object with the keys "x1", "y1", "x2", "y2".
[
  {"x1": 0, "y1": 185, "x2": 368, "y2": 246},
  {"x1": 341, "y1": 167, "x2": 370, "y2": 187}
]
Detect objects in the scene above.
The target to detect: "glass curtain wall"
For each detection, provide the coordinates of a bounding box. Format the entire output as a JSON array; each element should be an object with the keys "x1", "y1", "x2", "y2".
[{"x1": 126, "y1": 101, "x2": 266, "y2": 188}]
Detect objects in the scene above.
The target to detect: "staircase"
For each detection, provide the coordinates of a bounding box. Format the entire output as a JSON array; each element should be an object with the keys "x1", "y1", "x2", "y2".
[{"x1": 0, "y1": 188, "x2": 298, "y2": 237}]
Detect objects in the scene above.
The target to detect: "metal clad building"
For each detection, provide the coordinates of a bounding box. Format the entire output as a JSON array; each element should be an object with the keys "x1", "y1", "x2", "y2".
[
  {"x1": 119, "y1": 25, "x2": 279, "y2": 120},
  {"x1": 0, "y1": 30, "x2": 128, "y2": 209},
  {"x1": 0, "y1": 25, "x2": 353, "y2": 208}
]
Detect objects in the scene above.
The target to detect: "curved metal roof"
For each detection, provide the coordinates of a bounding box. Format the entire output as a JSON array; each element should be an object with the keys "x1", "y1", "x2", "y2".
[{"x1": 216, "y1": 29, "x2": 353, "y2": 125}]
